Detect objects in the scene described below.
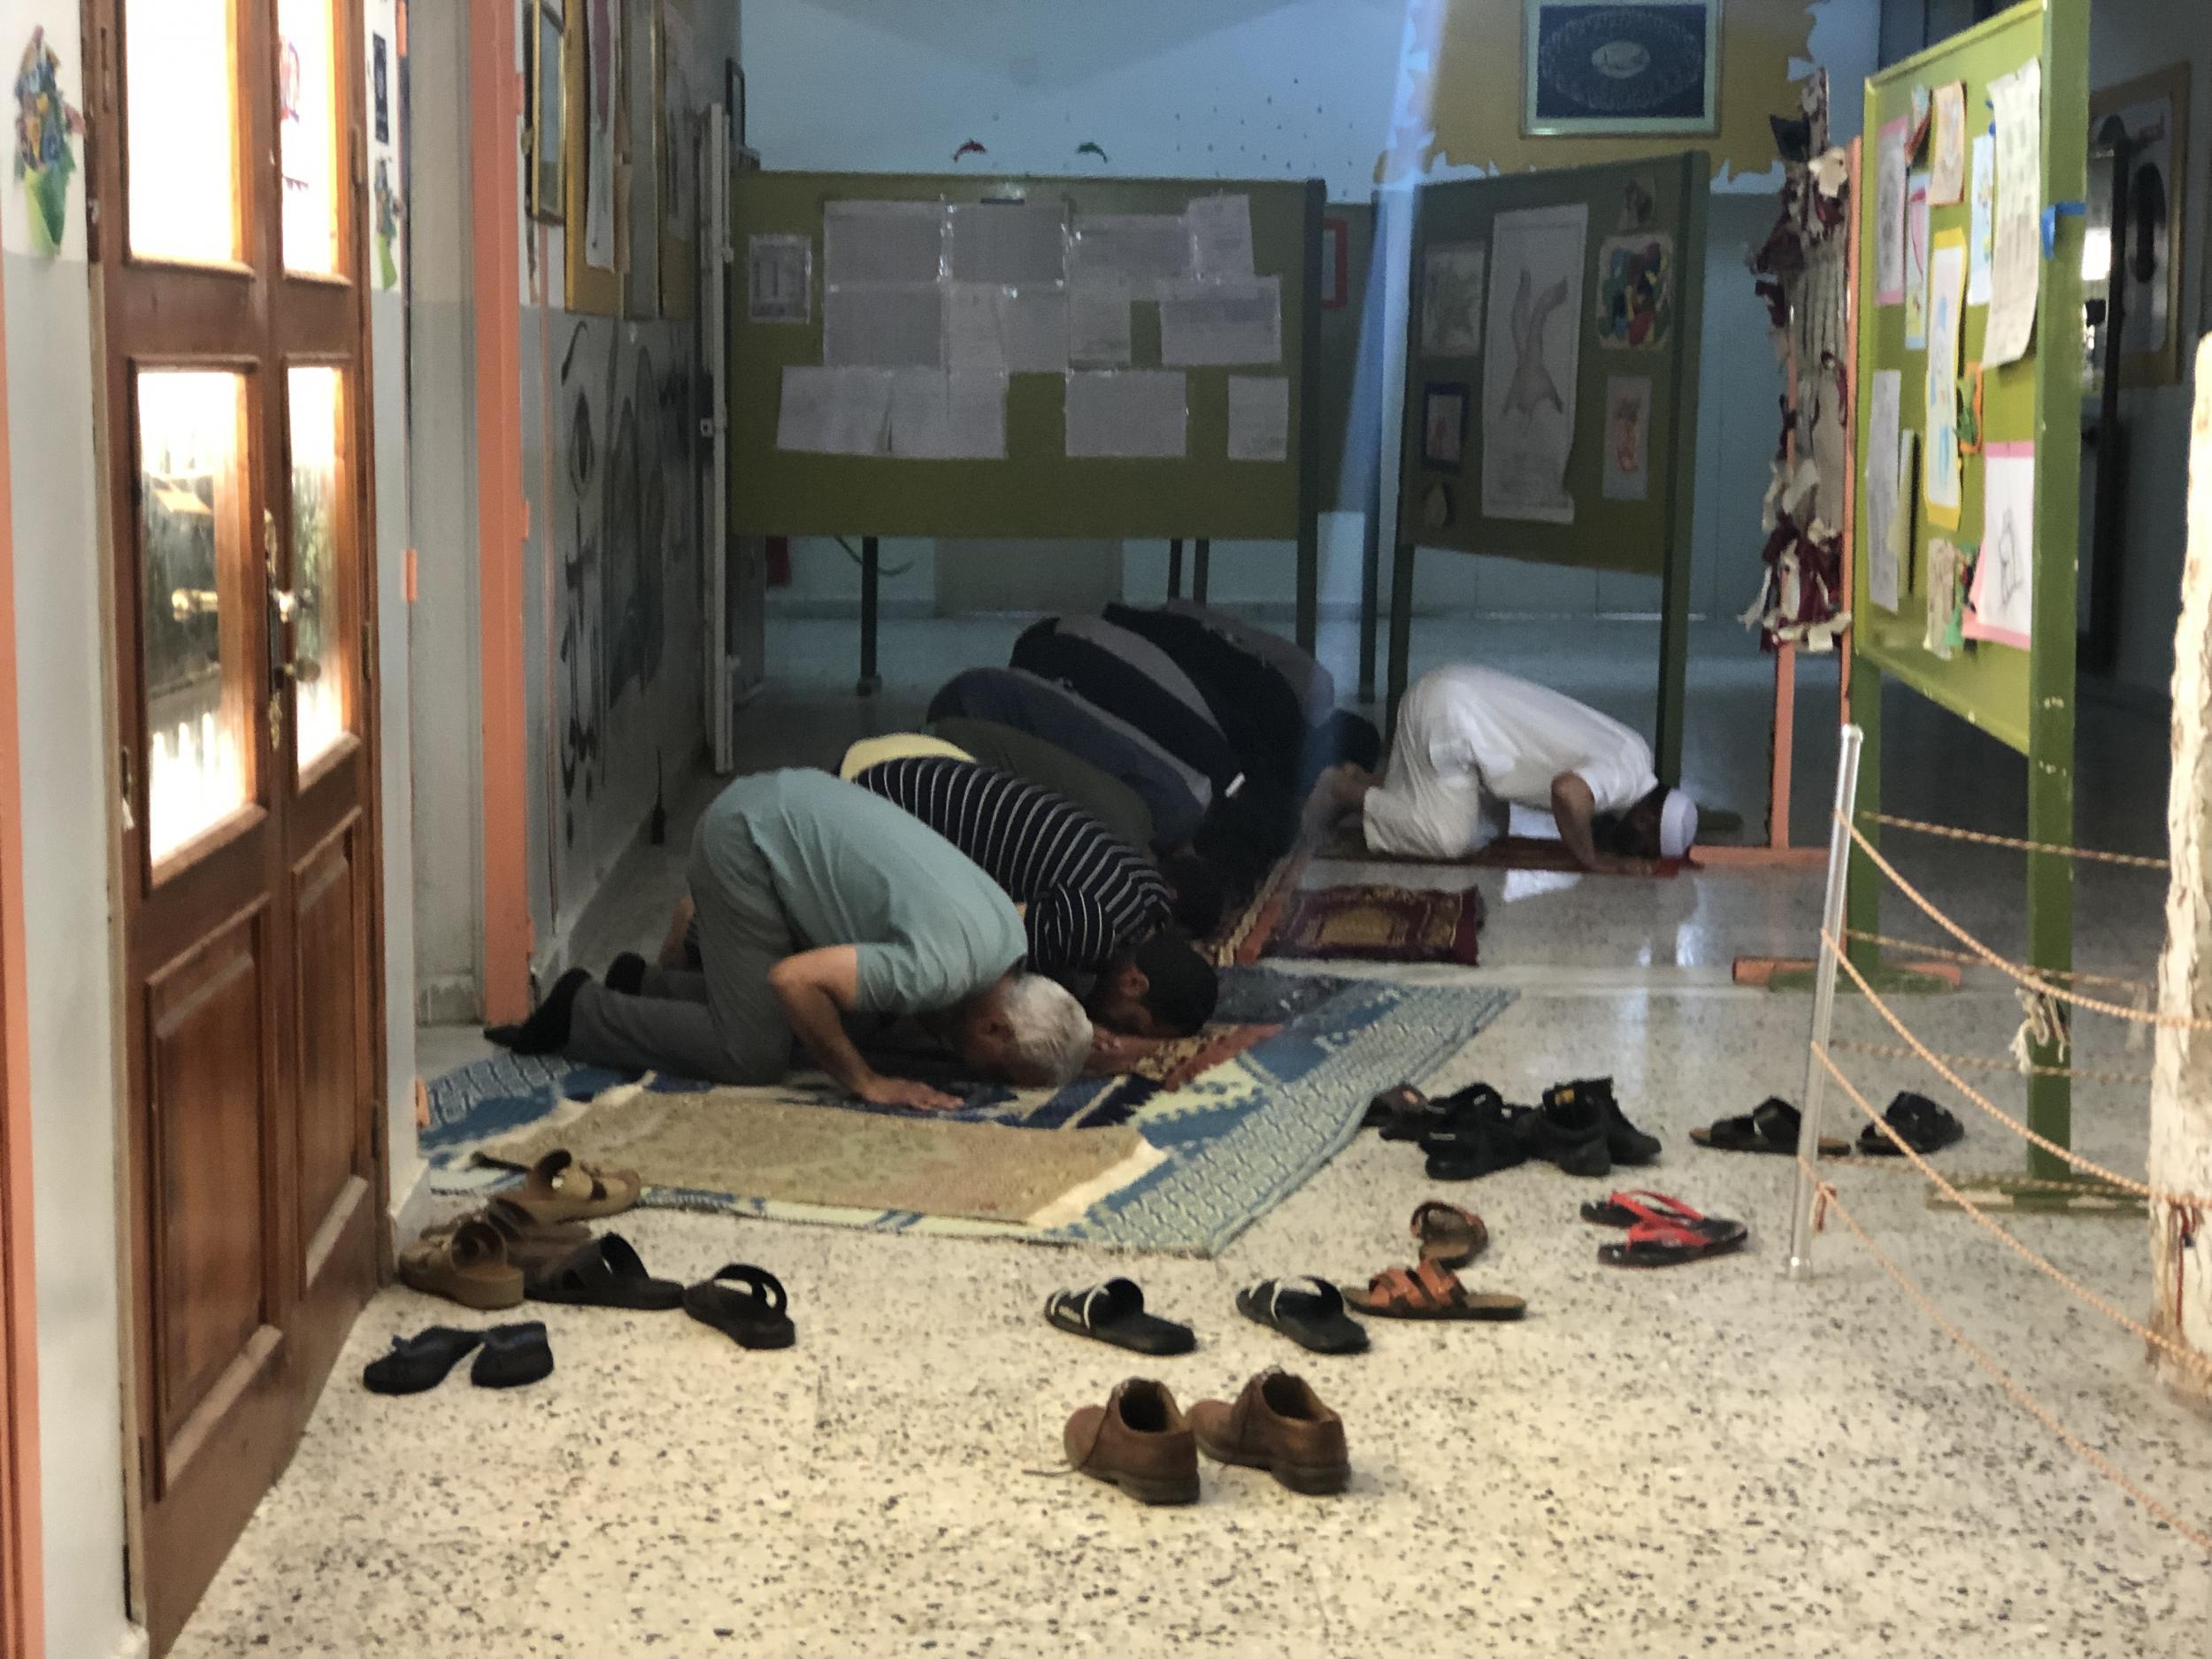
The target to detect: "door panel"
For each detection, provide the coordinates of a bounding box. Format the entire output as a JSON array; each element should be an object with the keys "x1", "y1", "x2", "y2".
[
  {"x1": 123, "y1": 0, "x2": 245, "y2": 266},
  {"x1": 291, "y1": 826, "x2": 361, "y2": 1241},
  {"x1": 144, "y1": 910, "x2": 273, "y2": 1462}
]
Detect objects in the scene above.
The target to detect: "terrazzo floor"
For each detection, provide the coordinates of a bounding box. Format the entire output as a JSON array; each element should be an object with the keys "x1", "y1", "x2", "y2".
[{"x1": 173, "y1": 616, "x2": 2207, "y2": 1657}]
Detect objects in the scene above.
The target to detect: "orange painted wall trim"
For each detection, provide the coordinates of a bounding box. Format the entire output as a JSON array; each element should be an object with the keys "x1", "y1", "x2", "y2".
[
  {"x1": 470, "y1": 0, "x2": 532, "y2": 1023},
  {"x1": 0, "y1": 195, "x2": 47, "y2": 1657}
]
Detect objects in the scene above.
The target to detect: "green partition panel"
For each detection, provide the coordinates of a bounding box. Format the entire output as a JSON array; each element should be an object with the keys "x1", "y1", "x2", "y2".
[
  {"x1": 1317, "y1": 200, "x2": 1379, "y2": 512},
  {"x1": 1385, "y1": 152, "x2": 1710, "y2": 782},
  {"x1": 1848, "y1": 0, "x2": 2087, "y2": 1178},
  {"x1": 729, "y1": 172, "x2": 1322, "y2": 547}
]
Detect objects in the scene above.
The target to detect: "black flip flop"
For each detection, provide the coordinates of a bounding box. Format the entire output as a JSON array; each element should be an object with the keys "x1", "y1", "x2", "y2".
[
  {"x1": 1692, "y1": 1096, "x2": 1852, "y2": 1158},
  {"x1": 526, "y1": 1234, "x2": 684, "y2": 1310},
  {"x1": 470, "y1": 1321, "x2": 554, "y2": 1388},
  {"x1": 1859, "y1": 1090, "x2": 1964, "y2": 1156},
  {"x1": 363, "y1": 1326, "x2": 485, "y2": 1395},
  {"x1": 1579, "y1": 1189, "x2": 1741, "y2": 1238},
  {"x1": 1235, "y1": 1276, "x2": 1369, "y2": 1355},
  {"x1": 1596, "y1": 1215, "x2": 1748, "y2": 1269},
  {"x1": 683, "y1": 1264, "x2": 796, "y2": 1349},
  {"x1": 1044, "y1": 1278, "x2": 1195, "y2": 1355}
]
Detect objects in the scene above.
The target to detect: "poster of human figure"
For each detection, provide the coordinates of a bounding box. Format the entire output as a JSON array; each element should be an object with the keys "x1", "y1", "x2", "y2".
[
  {"x1": 1601, "y1": 375, "x2": 1650, "y2": 501},
  {"x1": 584, "y1": 0, "x2": 620, "y2": 270},
  {"x1": 1481, "y1": 202, "x2": 1589, "y2": 524}
]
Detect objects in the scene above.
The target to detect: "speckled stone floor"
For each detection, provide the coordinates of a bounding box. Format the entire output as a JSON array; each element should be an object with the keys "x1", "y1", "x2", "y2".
[{"x1": 173, "y1": 618, "x2": 2208, "y2": 1657}]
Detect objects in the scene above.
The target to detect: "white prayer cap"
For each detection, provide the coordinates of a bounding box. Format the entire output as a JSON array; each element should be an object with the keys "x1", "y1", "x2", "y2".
[{"x1": 1659, "y1": 789, "x2": 1700, "y2": 860}]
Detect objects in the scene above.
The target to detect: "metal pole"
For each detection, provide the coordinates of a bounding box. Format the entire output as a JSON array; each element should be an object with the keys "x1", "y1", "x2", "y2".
[
  {"x1": 1789, "y1": 721, "x2": 1865, "y2": 1278},
  {"x1": 1192, "y1": 538, "x2": 1211, "y2": 603},
  {"x1": 1167, "y1": 538, "x2": 1184, "y2": 599},
  {"x1": 856, "y1": 535, "x2": 880, "y2": 697}
]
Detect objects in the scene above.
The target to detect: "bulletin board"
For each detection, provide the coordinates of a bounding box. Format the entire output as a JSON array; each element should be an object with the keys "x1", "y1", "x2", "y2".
[
  {"x1": 1847, "y1": 0, "x2": 2088, "y2": 1179},
  {"x1": 1386, "y1": 152, "x2": 1710, "y2": 781},
  {"x1": 1849, "y1": 0, "x2": 2085, "y2": 759},
  {"x1": 726, "y1": 172, "x2": 1324, "y2": 559}
]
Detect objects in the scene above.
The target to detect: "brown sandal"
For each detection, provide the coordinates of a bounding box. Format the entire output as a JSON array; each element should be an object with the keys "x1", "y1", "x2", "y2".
[
  {"x1": 1410, "y1": 1200, "x2": 1486, "y2": 1268},
  {"x1": 1345, "y1": 1259, "x2": 1525, "y2": 1322},
  {"x1": 483, "y1": 1148, "x2": 641, "y2": 1225},
  {"x1": 398, "y1": 1217, "x2": 525, "y2": 1310}
]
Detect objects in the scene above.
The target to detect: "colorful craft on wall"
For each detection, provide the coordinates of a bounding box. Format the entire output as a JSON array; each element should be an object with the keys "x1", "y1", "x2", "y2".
[
  {"x1": 1595, "y1": 232, "x2": 1672, "y2": 348},
  {"x1": 12, "y1": 27, "x2": 82, "y2": 255}
]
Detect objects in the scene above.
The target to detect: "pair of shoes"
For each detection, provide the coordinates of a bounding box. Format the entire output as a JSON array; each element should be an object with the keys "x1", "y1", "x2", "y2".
[
  {"x1": 363, "y1": 1323, "x2": 552, "y2": 1393},
  {"x1": 1420, "y1": 1094, "x2": 1532, "y2": 1181},
  {"x1": 1693, "y1": 1096, "x2": 1854, "y2": 1157},
  {"x1": 1064, "y1": 1372, "x2": 1348, "y2": 1504},
  {"x1": 1580, "y1": 1190, "x2": 1747, "y2": 1267},
  {"x1": 1043, "y1": 1275, "x2": 1366, "y2": 1356},
  {"x1": 1516, "y1": 1078, "x2": 1662, "y2": 1177},
  {"x1": 1364, "y1": 1080, "x2": 1504, "y2": 1142}
]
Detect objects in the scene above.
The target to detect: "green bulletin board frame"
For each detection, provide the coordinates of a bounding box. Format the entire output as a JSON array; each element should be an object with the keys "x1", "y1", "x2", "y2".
[
  {"x1": 728, "y1": 171, "x2": 1326, "y2": 648},
  {"x1": 1317, "y1": 198, "x2": 1390, "y2": 696},
  {"x1": 1386, "y1": 152, "x2": 1711, "y2": 785},
  {"x1": 1849, "y1": 0, "x2": 2086, "y2": 1176}
]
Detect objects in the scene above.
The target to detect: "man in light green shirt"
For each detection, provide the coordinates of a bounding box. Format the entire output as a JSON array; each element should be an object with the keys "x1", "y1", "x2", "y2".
[{"x1": 491, "y1": 770, "x2": 1092, "y2": 1108}]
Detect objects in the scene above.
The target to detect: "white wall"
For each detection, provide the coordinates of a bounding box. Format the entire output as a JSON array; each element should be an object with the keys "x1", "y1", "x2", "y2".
[
  {"x1": 750, "y1": 0, "x2": 1878, "y2": 622},
  {"x1": 0, "y1": 5, "x2": 134, "y2": 1655}
]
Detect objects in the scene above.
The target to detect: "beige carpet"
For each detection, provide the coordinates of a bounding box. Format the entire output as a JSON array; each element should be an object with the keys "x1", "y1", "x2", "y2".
[{"x1": 473, "y1": 1080, "x2": 1152, "y2": 1226}]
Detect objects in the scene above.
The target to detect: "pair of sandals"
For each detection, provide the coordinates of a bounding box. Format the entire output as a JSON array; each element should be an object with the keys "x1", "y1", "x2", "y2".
[
  {"x1": 1579, "y1": 1190, "x2": 1747, "y2": 1268},
  {"x1": 1694, "y1": 1093, "x2": 1964, "y2": 1159},
  {"x1": 365, "y1": 1322, "x2": 556, "y2": 1394},
  {"x1": 1338, "y1": 1199, "x2": 1524, "y2": 1326}
]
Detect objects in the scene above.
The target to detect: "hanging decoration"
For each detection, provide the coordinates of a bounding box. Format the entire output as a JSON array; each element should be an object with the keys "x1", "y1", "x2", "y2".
[
  {"x1": 1740, "y1": 71, "x2": 1853, "y2": 654},
  {"x1": 12, "y1": 27, "x2": 82, "y2": 256}
]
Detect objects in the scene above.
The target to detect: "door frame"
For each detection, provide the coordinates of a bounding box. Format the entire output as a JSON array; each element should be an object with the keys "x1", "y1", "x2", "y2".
[{"x1": 0, "y1": 211, "x2": 44, "y2": 1659}]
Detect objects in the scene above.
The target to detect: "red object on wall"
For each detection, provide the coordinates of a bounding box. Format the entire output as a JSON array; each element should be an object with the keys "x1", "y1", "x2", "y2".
[
  {"x1": 766, "y1": 535, "x2": 792, "y2": 587},
  {"x1": 1321, "y1": 217, "x2": 1350, "y2": 309}
]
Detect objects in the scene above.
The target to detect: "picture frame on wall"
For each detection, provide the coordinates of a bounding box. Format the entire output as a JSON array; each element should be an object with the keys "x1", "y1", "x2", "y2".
[
  {"x1": 2087, "y1": 62, "x2": 2189, "y2": 388},
  {"x1": 1423, "y1": 382, "x2": 1471, "y2": 470},
  {"x1": 1524, "y1": 0, "x2": 1722, "y2": 138},
  {"x1": 526, "y1": 0, "x2": 565, "y2": 225}
]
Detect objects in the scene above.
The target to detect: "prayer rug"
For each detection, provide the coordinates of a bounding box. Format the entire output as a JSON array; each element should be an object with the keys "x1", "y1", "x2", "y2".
[
  {"x1": 1264, "y1": 883, "x2": 1485, "y2": 966},
  {"x1": 422, "y1": 968, "x2": 1513, "y2": 1256}
]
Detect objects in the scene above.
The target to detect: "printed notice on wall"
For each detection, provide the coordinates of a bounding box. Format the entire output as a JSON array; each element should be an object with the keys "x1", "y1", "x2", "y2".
[
  {"x1": 1226, "y1": 375, "x2": 1289, "y2": 461},
  {"x1": 823, "y1": 201, "x2": 947, "y2": 287},
  {"x1": 947, "y1": 202, "x2": 1066, "y2": 287},
  {"x1": 1158, "y1": 275, "x2": 1281, "y2": 366},
  {"x1": 824, "y1": 285, "x2": 943, "y2": 368},
  {"x1": 778, "y1": 366, "x2": 894, "y2": 456},
  {"x1": 749, "y1": 234, "x2": 813, "y2": 324},
  {"x1": 1068, "y1": 280, "x2": 1133, "y2": 367},
  {"x1": 945, "y1": 286, "x2": 1071, "y2": 373},
  {"x1": 1923, "y1": 229, "x2": 1968, "y2": 529},
  {"x1": 1064, "y1": 370, "x2": 1187, "y2": 458},
  {"x1": 1966, "y1": 442, "x2": 2036, "y2": 648},
  {"x1": 1071, "y1": 214, "x2": 1193, "y2": 289},
  {"x1": 1985, "y1": 61, "x2": 2043, "y2": 367},
  {"x1": 889, "y1": 368, "x2": 1008, "y2": 458},
  {"x1": 1187, "y1": 194, "x2": 1256, "y2": 280}
]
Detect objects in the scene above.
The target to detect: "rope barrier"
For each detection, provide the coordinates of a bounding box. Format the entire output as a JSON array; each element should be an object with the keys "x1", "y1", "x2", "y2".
[
  {"x1": 1824, "y1": 1036, "x2": 2154, "y2": 1087},
  {"x1": 1841, "y1": 927, "x2": 2153, "y2": 997},
  {"x1": 1813, "y1": 1044, "x2": 2212, "y2": 1385},
  {"x1": 1797, "y1": 1164, "x2": 2212, "y2": 1558},
  {"x1": 1843, "y1": 819, "x2": 2212, "y2": 1031},
  {"x1": 1858, "y1": 811, "x2": 2171, "y2": 871},
  {"x1": 1821, "y1": 929, "x2": 2212, "y2": 1209}
]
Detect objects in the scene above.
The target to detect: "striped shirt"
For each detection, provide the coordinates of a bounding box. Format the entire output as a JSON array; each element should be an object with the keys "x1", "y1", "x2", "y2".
[{"x1": 851, "y1": 756, "x2": 1172, "y2": 981}]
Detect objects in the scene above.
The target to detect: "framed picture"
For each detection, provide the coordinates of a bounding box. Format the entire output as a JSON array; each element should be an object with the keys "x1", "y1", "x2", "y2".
[
  {"x1": 1423, "y1": 381, "x2": 1471, "y2": 470},
  {"x1": 1524, "y1": 0, "x2": 1721, "y2": 138},
  {"x1": 526, "y1": 0, "x2": 565, "y2": 224},
  {"x1": 2087, "y1": 63, "x2": 2188, "y2": 388}
]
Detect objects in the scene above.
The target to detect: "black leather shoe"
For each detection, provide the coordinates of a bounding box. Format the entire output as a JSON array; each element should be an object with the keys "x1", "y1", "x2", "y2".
[{"x1": 1547, "y1": 1077, "x2": 1661, "y2": 1167}]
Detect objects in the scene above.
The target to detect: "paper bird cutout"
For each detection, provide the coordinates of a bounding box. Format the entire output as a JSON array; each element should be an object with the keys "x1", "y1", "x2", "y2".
[
  {"x1": 953, "y1": 140, "x2": 987, "y2": 161},
  {"x1": 1076, "y1": 141, "x2": 1110, "y2": 163}
]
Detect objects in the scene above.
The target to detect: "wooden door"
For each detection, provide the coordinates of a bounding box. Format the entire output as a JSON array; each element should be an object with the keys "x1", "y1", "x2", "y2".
[{"x1": 86, "y1": 0, "x2": 384, "y2": 1647}]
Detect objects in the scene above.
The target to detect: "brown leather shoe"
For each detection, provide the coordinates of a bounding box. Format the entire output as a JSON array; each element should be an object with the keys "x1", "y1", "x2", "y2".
[
  {"x1": 1063, "y1": 1379, "x2": 1201, "y2": 1505},
  {"x1": 1189, "y1": 1371, "x2": 1349, "y2": 1494}
]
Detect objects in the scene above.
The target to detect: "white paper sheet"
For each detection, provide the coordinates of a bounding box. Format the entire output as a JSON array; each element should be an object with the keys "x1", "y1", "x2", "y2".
[
  {"x1": 1064, "y1": 370, "x2": 1187, "y2": 458},
  {"x1": 1923, "y1": 232, "x2": 1968, "y2": 526},
  {"x1": 1967, "y1": 133, "x2": 1996, "y2": 304},
  {"x1": 947, "y1": 202, "x2": 1066, "y2": 286},
  {"x1": 1966, "y1": 442, "x2": 2035, "y2": 647},
  {"x1": 1481, "y1": 202, "x2": 1588, "y2": 525},
  {"x1": 1187, "y1": 194, "x2": 1256, "y2": 280},
  {"x1": 1876, "y1": 117, "x2": 1909, "y2": 304},
  {"x1": 888, "y1": 368, "x2": 1007, "y2": 459},
  {"x1": 1904, "y1": 171, "x2": 1932, "y2": 349},
  {"x1": 1158, "y1": 276, "x2": 1281, "y2": 366},
  {"x1": 823, "y1": 200, "x2": 947, "y2": 286},
  {"x1": 824, "y1": 284, "x2": 943, "y2": 368},
  {"x1": 777, "y1": 366, "x2": 893, "y2": 456},
  {"x1": 1226, "y1": 375, "x2": 1289, "y2": 462},
  {"x1": 1865, "y1": 369, "x2": 1903, "y2": 611},
  {"x1": 1985, "y1": 61, "x2": 2043, "y2": 368},
  {"x1": 1601, "y1": 376, "x2": 1651, "y2": 502},
  {"x1": 1067, "y1": 280, "x2": 1133, "y2": 367},
  {"x1": 997, "y1": 288, "x2": 1070, "y2": 373},
  {"x1": 1930, "y1": 81, "x2": 1968, "y2": 205},
  {"x1": 944, "y1": 284, "x2": 1006, "y2": 372},
  {"x1": 748, "y1": 234, "x2": 812, "y2": 324},
  {"x1": 1070, "y1": 214, "x2": 1193, "y2": 288}
]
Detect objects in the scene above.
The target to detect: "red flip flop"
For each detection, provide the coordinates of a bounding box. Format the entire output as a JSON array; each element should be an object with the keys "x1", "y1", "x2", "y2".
[
  {"x1": 1579, "y1": 1189, "x2": 1726, "y2": 1232},
  {"x1": 1597, "y1": 1213, "x2": 1748, "y2": 1269}
]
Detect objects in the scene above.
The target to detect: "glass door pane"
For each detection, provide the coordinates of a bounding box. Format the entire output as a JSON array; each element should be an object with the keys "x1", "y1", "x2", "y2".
[
  {"x1": 125, "y1": 0, "x2": 241, "y2": 265},
  {"x1": 277, "y1": 0, "x2": 341, "y2": 275},
  {"x1": 286, "y1": 366, "x2": 348, "y2": 771},
  {"x1": 136, "y1": 371, "x2": 255, "y2": 861}
]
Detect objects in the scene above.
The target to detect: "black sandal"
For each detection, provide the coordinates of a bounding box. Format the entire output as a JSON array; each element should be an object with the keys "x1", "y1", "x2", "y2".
[
  {"x1": 1043, "y1": 1278, "x2": 1195, "y2": 1355},
  {"x1": 363, "y1": 1326, "x2": 485, "y2": 1395},
  {"x1": 682, "y1": 1264, "x2": 796, "y2": 1349},
  {"x1": 1235, "y1": 1276, "x2": 1368, "y2": 1355},
  {"x1": 1859, "y1": 1091, "x2": 1964, "y2": 1156},
  {"x1": 1692, "y1": 1097, "x2": 1853, "y2": 1158},
  {"x1": 470, "y1": 1321, "x2": 555, "y2": 1388},
  {"x1": 526, "y1": 1234, "x2": 684, "y2": 1310}
]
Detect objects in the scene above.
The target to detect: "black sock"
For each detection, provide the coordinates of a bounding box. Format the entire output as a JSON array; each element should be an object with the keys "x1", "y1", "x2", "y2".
[
  {"x1": 605, "y1": 951, "x2": 648, "y2": 996},
  {"x1": 484, "y1": 968, "x2": 592, "y2": 1055}
]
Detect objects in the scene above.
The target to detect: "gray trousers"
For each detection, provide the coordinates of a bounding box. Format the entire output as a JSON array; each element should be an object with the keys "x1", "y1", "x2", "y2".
[{"x1": 565, "y1": 810, "x2": 798, "y2": 1084}]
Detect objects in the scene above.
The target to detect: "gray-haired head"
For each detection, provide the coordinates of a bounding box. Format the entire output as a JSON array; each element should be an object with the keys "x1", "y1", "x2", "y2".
[{"x1": 958, "y1": 972, "x2": 1094, "y2": 1087}]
